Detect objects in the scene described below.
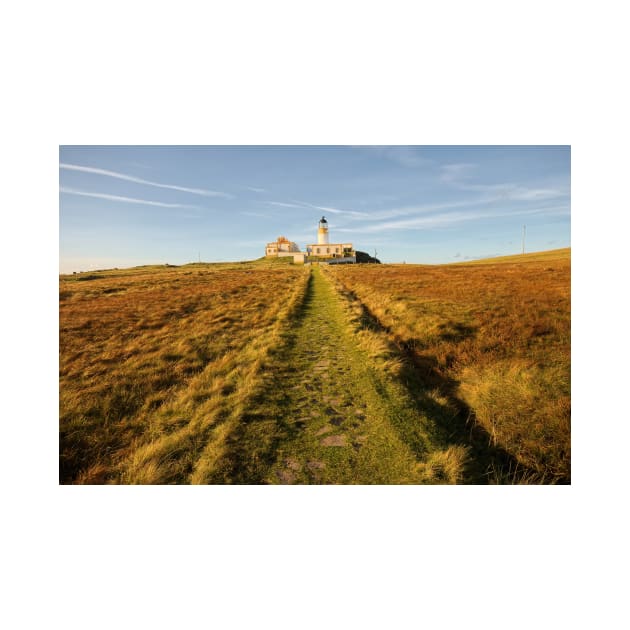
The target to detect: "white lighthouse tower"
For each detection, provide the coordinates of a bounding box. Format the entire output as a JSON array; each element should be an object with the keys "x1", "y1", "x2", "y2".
[{"x1": 317, "y1": 216, "x2": 330, "y2": 245}]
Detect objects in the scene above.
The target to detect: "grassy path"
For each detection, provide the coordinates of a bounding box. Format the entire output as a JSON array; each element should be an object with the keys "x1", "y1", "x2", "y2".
[{"x1": 206, "y1": 266, "x2": 467, "y2": 484}]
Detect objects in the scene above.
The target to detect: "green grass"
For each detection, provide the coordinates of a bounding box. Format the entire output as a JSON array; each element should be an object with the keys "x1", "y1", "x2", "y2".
[{"x1": 326, "y1": 248, "x2": 571, "y2": 483}]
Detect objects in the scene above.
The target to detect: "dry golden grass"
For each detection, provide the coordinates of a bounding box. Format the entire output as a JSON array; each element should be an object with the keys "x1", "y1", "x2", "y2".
[
  {"x1": 327, "y1": 249, "x2": 571, "y2": 482},
  {"x1": 60, "y1": 261, "x2": 309, "y2": 484},
  {"x1": 415, "y1": 445, "x2": 471, "y2": 484}
]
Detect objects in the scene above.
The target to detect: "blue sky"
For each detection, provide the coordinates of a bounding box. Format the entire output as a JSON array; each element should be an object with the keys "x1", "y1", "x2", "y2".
[{"x1": 59, "y1": 146, "x2": 570, "y2": 272}]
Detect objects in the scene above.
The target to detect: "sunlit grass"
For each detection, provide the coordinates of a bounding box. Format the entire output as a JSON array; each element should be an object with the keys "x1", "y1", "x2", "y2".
[
  {"x1": 60, "y1": 250, "x2": 570, "y2": 484},
  {"x1": 60, "y1": 261, "x2": 308, "y2": 483},
  {"x1": 327, "y1": 249, "x2": 571, "y2": 482}
]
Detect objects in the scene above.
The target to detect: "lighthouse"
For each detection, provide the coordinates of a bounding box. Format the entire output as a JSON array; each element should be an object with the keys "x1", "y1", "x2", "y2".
[
  {"x1": 317, "y1": 216, "x2": 329, "y2": 245},
  {"x1": 264, "y1": 216, "x2": 355, "y2": 264},
  {"x1": 306, "y1": 216, "x2": 356, "y2": 263}
]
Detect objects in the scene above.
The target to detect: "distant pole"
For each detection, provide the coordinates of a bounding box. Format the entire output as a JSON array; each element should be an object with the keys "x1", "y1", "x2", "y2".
[
  {"x1": 198, "y1": 251, "x2": 201, "y2": 263},
  {"x1": 522, "y1": 225, "x2": 526, "y2": 254}
]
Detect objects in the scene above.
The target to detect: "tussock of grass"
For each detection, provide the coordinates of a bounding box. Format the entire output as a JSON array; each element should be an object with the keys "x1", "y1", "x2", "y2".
[{"x1": 416, "y1": 446, "x2": 470, "y2": 484}]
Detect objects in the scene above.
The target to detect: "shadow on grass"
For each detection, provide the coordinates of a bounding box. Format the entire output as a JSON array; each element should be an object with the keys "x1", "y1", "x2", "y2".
[
  {"x1": 347, "y1": 289, "x2": 549, "y2": 484},
  {"x1": 211, "y1": 271, "x2": 564, "y2": 485},
  {"x1": 207, "y1": 273, "x2": 317, "y2": 484}
]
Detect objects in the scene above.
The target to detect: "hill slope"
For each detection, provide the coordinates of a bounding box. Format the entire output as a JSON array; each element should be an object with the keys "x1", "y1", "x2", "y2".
[
  {"x1": 60, "y1": 251, "x2": 570, "y2": 484},
  {"x1": 327, "y1": 248, "x2": 571, "y2": 482}
]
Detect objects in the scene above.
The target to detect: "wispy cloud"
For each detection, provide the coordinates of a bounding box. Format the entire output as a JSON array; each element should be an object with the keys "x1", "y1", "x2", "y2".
[
  {"x1": 60, "y1": 163, "x2": 233, "y2": 198},
  {"x1": 60, "y1": 186, "x2": 198, "y2": 208},
  {"x1": 440, "y1": 162, "x2": 567, "y2": 201},
  {"x1": 245, "y1": 186, "x2": 267, "y2": 193},
  {"x1": 337, "y1": 211, "x2": 485, "y2": 233},
  {"x1": 463, "y1": 183, "x2": 567, "y2": 202},
  {"x1": 268, "y1": 198, "x2": 367, "y2": 217},
  {"x1": 286, "y1": 188, "x2": 565, "y2": 226},
  {"x1": 337, "y1": 204, "x2": 570, "y2": 234},
  {"x1": 268, "y1": 201, "x2": 304, "y2": 208},
  {"x1": 291, "y1": 200, "x2": 368, "y2": 218},
  {"x1": 506, "y1": 186, "x2": 567, "y2": 201},
  {"x1": 361, "y1": 198, "x2": 493, "y2": 222}
]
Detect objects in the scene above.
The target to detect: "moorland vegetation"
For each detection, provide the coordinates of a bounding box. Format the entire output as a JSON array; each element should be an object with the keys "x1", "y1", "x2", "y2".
[
  {"x1": 326, "y1": 249, "x2": 571, "y2": 482},
  {"x1": 60, "y1": 260, "x2": 308, "y2": 483},
  {"x1": 60, "y1": 249, "x2": 570, "y2": 484}
]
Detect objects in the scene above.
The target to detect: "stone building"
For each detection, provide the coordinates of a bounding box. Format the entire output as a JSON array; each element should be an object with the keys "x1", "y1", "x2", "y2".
[{"x1": 264, "y1": 236, "x2": 305, "y2": 263}]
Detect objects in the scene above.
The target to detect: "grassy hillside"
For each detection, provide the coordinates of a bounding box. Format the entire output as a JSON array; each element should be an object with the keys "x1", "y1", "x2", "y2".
[
  {"x1": 60, "y1": 262, "x2": 309, "y2": 483},
  {"x1": 327, "y1": 249, "x2": 571, "y2": 482},
  {"x1": 454, "y1": 247, "x2": 570, "y2": 265},
  {"x1": 60, "y1": 250, "x2": 570, "y2": 484}
]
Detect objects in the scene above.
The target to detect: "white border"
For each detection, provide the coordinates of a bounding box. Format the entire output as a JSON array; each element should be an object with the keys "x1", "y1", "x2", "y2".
[{"x1": 4, "y1": 1, "x2": 628, "y2": 628}]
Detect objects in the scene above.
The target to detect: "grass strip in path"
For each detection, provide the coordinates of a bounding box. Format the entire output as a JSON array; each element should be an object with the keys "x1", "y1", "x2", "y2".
[{"x1": 201, "y1": 266, "x2": 470, "y2": 484}]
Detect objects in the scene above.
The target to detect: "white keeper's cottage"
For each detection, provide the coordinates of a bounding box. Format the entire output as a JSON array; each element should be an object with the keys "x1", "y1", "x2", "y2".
[{"x1": 265, "y1": 235, "x2": 306, "y2": 263}]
